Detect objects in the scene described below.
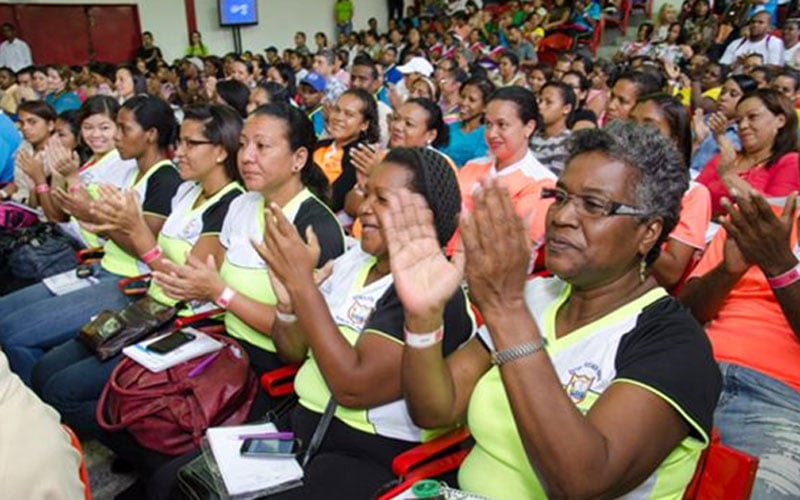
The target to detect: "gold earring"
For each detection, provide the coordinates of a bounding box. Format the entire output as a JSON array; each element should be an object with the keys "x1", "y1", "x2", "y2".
[
  {"x1": 216, "y1": 158, "x2": 224, "y2": 164},
  {"x1": 639, "y1": 259, "x2": 648, "y2": 283}
]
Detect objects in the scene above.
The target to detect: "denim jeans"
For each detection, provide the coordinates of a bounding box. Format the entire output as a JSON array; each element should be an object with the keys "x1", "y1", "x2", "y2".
[
  {"x1": 0, "y1": 265, "x2": 132, "y2": 385},
  {"x1": 31, "y1": 339, "x2": 122, "y2": 438},
  {"x1": 337, "y1": 21, "x2": 352, "y2": 36},
  {"x1": 714, "y1": 363, "x2": 800, "y2": 500}
]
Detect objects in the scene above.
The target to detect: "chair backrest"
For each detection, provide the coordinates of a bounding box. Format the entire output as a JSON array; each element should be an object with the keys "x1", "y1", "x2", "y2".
[{"x1": 683, "y1": 431, "x2": 759, "y2": 500}]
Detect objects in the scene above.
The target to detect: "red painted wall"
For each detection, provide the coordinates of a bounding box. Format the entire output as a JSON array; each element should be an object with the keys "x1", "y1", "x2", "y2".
[{"x1": 1, "y1": 4, "x2": 142, "y2": 66}]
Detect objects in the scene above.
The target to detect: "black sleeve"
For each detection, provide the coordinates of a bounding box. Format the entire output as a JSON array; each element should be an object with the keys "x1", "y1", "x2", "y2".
[
  {"x1": 615, "y1": 297, "x2": 722, "y2": 440},
  {"x1": 293, "y1": 197, "x2": 345, "y2": 267},
  {"x1": 142, "y1": 165, "x2": 182, "y2": 218},
  {"x1": 365, "y1": 285, "x2": 474, "y2": 356},
  {"x1": 200, "y1": 189, "x2": 242, "y2": 234},
  {"x1": 330, "y1": 144, "x2": 359, "y2": 213}
]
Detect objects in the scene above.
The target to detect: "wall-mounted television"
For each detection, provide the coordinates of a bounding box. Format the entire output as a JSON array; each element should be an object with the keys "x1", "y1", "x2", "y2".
[{"x1": 218, "y1": 0, "x2": 258, "y2": 26}]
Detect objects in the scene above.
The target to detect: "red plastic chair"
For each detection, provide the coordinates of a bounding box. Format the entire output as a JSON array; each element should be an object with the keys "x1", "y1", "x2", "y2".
[
  {"x1": 576, "y1": 17, "x2": 605, "y2": 56},
  {"x1": 117, "y1": 273, "x2": 152, "y2": 296},
  {"x1": 376, "y1": 427, "x2": 473, "y2": 500},
  {"x1": 630, "y1": 0, "x2": 653, "y2": 19},
  {"x1": 260, "y1": 364, "x2": 301, "y2": 397},
  {"x1": 62, "y1": 424, "x2": 91, "y2": 500},
  {"x1": 683, "y1": 430, "x2": 759, "y2": 500},
  {"x1": 603, "y1": 0, "x2": 631, "y2": 39},
  {"x1": 76, "y1": 247, "x2": 104, "y2": 265}
]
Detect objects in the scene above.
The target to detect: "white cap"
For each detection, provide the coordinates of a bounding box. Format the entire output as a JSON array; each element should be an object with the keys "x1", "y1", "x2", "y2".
[
  {"x1": 186, "y1": 57, "x2": 204, "y2": 71},
  {"x1": 397, "y1": 57, "x2": 434, "y2": 77}
]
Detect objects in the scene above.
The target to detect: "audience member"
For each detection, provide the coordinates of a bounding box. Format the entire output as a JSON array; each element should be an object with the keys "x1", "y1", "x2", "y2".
[{"x1": 0, "y1": 23, "x2": 33, "y2": 72}]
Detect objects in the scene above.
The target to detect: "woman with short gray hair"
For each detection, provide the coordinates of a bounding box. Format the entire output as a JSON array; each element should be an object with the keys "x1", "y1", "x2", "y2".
[{"x1": 386, "y1": 122, "x2": 722, "y2": 499}]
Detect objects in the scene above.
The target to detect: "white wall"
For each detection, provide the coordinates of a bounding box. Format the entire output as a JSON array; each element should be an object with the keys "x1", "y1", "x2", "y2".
[
  {"x1": 194, "y1": 0, "x2": 390, "y2": 59},
  {"x1": 17, "y1": 0, "x2": 389, "y2": 60}
]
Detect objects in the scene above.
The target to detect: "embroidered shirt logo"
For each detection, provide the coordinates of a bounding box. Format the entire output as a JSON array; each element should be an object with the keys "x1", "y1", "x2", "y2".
[
  {"x1": 346, "y1": 296, "x2": 374, "y2": 331},
  {"x1": 565, "y1": 362, "x2": 602, "y2": 404}
]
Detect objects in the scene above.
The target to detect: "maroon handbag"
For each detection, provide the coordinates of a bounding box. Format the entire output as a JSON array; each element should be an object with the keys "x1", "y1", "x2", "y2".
[{"x1": 96, "y1": 333, "x2": 258, "y2": 456}]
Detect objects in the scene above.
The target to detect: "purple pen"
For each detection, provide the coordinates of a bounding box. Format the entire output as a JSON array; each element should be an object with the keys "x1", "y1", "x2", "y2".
[
  {"x1": 238, "y1": 431, "x2": 295, "y2": 440},
  {"x1": 188, "y1": 350, "x2": 222, "y2": 378}
]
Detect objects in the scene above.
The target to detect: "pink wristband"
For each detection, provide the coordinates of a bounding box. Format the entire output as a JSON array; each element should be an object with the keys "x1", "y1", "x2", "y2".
[
  {"x1": 68, "y1": 183, "x2": 84, "y2": 194},
  {"x1": 404, "y1": 325, "x2": 444, "y2": 349},
  {"x1": 767, "y1": 263, "x2": 800, "y2": 289},
  {"x1": 140, "y1": 246, "x2": 162, "y2": 265},
  {"x1": 215, "y1": 286, "x2": 236, "y2": 309},
  {"x1": 35, "y1": 184, "x2": 50, "y2": 194}
]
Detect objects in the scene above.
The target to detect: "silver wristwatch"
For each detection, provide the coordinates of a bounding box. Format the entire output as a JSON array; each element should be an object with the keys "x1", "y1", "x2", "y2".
[{"x1": 491, "y1": 338, "x2": 548, "y2": 366}]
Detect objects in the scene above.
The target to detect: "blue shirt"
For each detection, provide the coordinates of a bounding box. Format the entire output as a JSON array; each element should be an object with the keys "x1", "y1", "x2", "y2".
[
  {"x1": 574, "y1": 1, "x2": 601, "y2": 30},
  {"x1": 0, "y1": 112, "x2": 21, "y2": 184},
  {"x1": 690, "y1": 123, "x2": 740, "y2": 173},
  {"x1": 309, "y1": 107, "x2": 326, "y2": 138},
  {"x1": 376, "y1": 85, "x2": 392, "y2": 107},
  {"x1": 45, "y1": 91, "x2": 81, "y2": 114},
  {"x1": 441, "y1": 122, "x2": 487, "y2": 168}
]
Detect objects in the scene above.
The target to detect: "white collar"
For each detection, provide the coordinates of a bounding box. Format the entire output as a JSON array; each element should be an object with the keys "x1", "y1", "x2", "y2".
[{"x1": 489, "y1": 150, "x2": 535, "y2": 179}]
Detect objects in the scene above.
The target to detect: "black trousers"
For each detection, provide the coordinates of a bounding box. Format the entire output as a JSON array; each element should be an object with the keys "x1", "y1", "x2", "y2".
[{"x1": 388, "y1": 0, "x2": 404, "y2": 20}]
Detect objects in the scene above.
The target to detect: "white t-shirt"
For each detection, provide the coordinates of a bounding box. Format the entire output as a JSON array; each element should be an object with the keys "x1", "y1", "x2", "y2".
[
  {"x1": 0, "y1": 38, "x2": 32, "y2": 72},
  {"x1": 720, "y1": 35, "x2": 785, "y2": 66},
  {"x1": 785, "y1": 42, "x2": 800, "y2": 69}
]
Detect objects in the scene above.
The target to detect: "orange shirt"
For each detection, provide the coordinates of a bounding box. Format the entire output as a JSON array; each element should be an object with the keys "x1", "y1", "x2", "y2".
[
  {"x1": 447, "y1": 151, "x2": 557, "y2": 256},
  {"x1": 688, "y1": 205, "x2": 800, "y2": 391},
  {"x1": 313, "y1": 143, "x2": 344, "y2": 184},
  {"x1": 669, "y1": 181, "x2": 712, "y2": 251}
]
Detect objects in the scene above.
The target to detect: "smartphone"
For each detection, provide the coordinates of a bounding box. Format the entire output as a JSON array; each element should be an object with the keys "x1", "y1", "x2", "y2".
[
  {"x1": 240, "y1": 438, "x2": 301, "y2": 458},
  {"x1": 147, "y1": 330, "x2": 196, "y2": 354}
]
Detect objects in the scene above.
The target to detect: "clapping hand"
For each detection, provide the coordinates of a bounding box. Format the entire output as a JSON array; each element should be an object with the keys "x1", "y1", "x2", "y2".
[
  {"x1": 378, "y1": 189, "x2": 463, "y2": 321},
  {"x1": 153, "y1": 254, "x2": 225, "y2": 303},
  {"x1": 460, "y1": 179, "x2": 531, "y2": 316},
  {"x1": 52, "y1": 184, "x2": 95, "y2": 221},
  {"x1": 719, "y1": 190, "x2": 799, "y2": 278},
  {"x1": 252, "y1": 203, "x2": 322, "y2": 294},
  {"x1": 44, "y1": 136, "x2": 80, "y2": 178},
  {"x1": 350, "y1": 143, "x2": 382, "y2": 190},
  {"x1": 17, "y1": 149, "x2": 46, "y2": 185},
  {"x1": 81, "y1": 185, "x2": 142, "y2": 235},
  {"x1": 692, "y1": 109, "x2": 710, "y2": 144}
]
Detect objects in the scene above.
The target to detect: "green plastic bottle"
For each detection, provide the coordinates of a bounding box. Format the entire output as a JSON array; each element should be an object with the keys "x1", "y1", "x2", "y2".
[{"x1": 411, "y1": 479, "x2": 444, "y2": 499}]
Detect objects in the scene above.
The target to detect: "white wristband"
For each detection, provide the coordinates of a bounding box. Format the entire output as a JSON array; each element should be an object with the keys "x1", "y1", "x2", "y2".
[
  {"x1": 404, "y1": 325, "x2": 444, "y2": 349},
  {"x1": 276, "y1": 311, "x2": 298, "y2": 323},
  {"x1": 214, "y1": 286, "x2": 236, "y2": 309}
]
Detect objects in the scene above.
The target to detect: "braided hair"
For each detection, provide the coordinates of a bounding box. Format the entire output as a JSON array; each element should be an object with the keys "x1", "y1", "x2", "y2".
[{"x1": 383, "y1": 147, "x2": 461, "y2": 247}]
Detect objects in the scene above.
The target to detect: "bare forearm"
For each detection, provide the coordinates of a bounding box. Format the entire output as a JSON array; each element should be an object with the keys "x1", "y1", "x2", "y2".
[
  {"x1": 762, "y1": 256, "x2": 800, "y2": 340},
  {"x1": 678, "y1": 264, "x2": 742, "y2": 323},
  {"x1": 38, "y1": 192, "x2": 68, "y2": 222},
  {"x1": 290, "y1": 284, "x2": 387, "y2": 407},
  {"x1": 402, "y1": 312, "x2": 460, "y2": 427},
  {"x1": 271, "y1": 319, "x2": 309, "y2": 364}
]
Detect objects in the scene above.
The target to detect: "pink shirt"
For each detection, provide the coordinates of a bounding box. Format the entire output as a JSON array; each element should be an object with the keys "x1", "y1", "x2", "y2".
[{"x1": 696, "y1": 152, "x2": 800, "y2": 215}]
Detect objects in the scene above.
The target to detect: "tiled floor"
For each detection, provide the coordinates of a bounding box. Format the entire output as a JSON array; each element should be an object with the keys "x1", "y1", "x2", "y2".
[{"x1": 84, "y1": 440, "x2": 138, "y2": 500}]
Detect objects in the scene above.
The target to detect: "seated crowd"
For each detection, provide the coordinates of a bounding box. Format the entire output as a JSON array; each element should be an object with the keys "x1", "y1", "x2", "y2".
[{"x1": 1, "y1": 0, "x2": 799, "y2": 498}]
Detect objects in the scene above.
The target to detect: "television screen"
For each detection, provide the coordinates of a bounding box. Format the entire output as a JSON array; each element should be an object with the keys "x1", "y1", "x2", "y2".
[{"x1": 219, "y1": 0, "x2": 258, "y2": 26}]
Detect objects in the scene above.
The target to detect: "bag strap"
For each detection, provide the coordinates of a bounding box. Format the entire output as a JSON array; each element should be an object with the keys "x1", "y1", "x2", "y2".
[{"x1": 301, "y1": 397, "x2": 336, "y2": 468}]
